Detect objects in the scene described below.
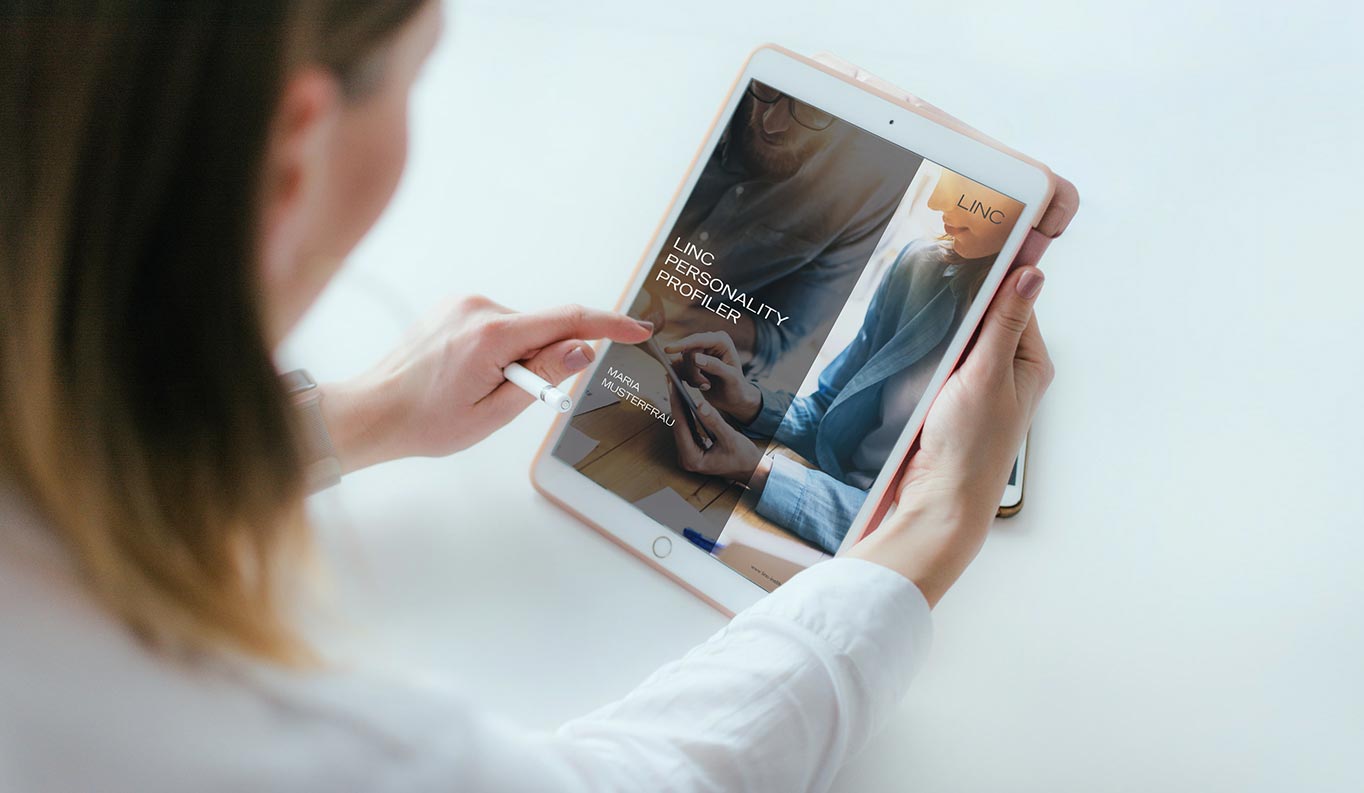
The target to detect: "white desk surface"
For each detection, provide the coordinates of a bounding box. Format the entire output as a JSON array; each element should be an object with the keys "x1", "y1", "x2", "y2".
[{"x1": 280, "y1": 1, "x2": 1364, "y2": 790}]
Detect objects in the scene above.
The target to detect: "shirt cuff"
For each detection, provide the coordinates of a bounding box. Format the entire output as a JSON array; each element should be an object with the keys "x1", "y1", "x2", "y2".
[
  {"x1": 746, "y1": 388, "x2": 793, "y2": 437},
  {"x1": 754, "y1": 453, "x2": 809, "y2": 528},
  {"x1": 736, "y1": 556, "x2": 933, "y2": 735}
]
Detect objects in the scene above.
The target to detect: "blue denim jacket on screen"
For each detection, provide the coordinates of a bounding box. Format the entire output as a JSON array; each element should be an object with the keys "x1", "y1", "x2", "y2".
[{"x1": 745, "y1": 240, "x2": 988, "y2": 554}]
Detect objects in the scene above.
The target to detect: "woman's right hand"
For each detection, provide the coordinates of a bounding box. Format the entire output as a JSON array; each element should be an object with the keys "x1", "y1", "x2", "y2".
[
  {"x1": 663, "y1": 332, "x2": 763, "y2": 425},
  {"x1": 845, "y1": 266, "x2": 1053, "y2": 607},
  {"x1": 321, "y1": 296, "x2": 653, "y2": 474}
]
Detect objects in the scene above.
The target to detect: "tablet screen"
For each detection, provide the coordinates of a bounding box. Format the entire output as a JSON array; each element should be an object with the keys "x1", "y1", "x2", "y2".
[{"x1": 552, "y1": 79, "x2": 1024, "y2": 591}]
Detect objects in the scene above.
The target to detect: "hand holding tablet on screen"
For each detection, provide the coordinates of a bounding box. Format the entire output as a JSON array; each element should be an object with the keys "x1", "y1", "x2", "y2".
[
  {"x1": 530, "y1": 45, "x2": 1078, "y2": 614},
  {"x1": 322, "y1": 298, "x2": 653, "y2": 473}
]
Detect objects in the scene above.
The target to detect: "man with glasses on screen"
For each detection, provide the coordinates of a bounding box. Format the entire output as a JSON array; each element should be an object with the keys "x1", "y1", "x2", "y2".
[{"x1": 637, "y1": 80, "x2": 921, "y2": 385}]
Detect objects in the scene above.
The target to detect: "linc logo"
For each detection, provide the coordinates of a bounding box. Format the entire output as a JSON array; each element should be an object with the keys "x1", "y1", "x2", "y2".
[{"x1": 957, "y1": 194, "x2": 1007, "y2": 224}]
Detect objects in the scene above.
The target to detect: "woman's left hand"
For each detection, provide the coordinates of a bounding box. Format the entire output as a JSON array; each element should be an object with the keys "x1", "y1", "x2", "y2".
[
  {"x1": 320, "y1": 296, "x2": 654, "y2": 474},
  {"x1": 669, "y1": 383, "x2": 764, "y2": 483}
]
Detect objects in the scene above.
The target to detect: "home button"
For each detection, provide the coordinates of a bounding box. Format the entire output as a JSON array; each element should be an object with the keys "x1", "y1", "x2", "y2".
[{"x1": 651, "y1": 536, "x2": 673, "y2": 558}]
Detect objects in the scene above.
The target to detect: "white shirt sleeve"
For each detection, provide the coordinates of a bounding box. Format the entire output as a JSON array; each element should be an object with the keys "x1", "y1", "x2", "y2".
[
  {"x1": 435, "y1": 557, "x2": 933, "y2": 793},
  {"x1": 0, "y1": 497, "x2": 932, "y2": 793},
  {"x1": 0, "y1": 488, "x2": 927, "y2": 791}
]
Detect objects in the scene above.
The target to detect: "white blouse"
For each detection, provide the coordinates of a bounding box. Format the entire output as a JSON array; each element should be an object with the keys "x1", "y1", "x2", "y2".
[{"x1": 0, "y1": 489, "x2": 932, "y2": 793}]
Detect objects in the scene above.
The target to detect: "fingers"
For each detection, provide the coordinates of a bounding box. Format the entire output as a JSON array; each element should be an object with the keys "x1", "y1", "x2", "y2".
[
  {"x1": 1013, "y1": 312, "x2": 1054, "y2": 411},
  {"x1": 686, "y1": 354, "x2": 713, "y2": 391},
  {"x1": 969, "y1": 266, "x2": 1044, "y2": 376},
  {"x1": 692, "y1": 353, "x2": 727, "y2": 374},
  {"x1": 493, "y1": 304, "x2": 654, "y2": 360},
  {"x1": 662, "y1": 331, "x2": 720, "y2": 353},
  {"x1": 692, "y1": 394, "x2": 734, "y2": 439},
  {"x1": 662, "y1": 331, "x2": 734, "y2": 361},
  {"x1": 666, "y1": 346, "x2": 713, "y2": 390},
  {"x1": 665, "y1": 333, "x2": 743, "y2": 393},
  {"x1": 518, "y1": 339, "x2": 595, "y2": 386},
  {"x1": 691, "y1": 352, "x2": 742, "y2": 389},
  {"x1": 476, "y1": 339, "x2": 596, "y2": 424},
  {"x1": 676, "y1": 350, "x2": 741, "y2": 392},
  {"x1": 668, "y1": 382, "x2": 705, "y2": 470},
  {"x1": 1015, "y1": 311, "x2": 1048, "y2": 370},
  {"x1": 639, "y1": 290, "x2": 668, "y2": 333},
  {"x1": 677, "y1": 354, "x2": 712, "y2": 390}
]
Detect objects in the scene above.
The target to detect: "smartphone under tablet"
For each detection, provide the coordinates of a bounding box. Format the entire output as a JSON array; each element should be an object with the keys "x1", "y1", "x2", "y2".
[{"x1": 998, "y1": 437, "x2": 1027, "y2": 518}]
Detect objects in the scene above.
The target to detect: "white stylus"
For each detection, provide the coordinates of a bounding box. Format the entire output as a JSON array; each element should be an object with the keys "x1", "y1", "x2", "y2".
[{"x1": 504, "y1": 362, "x2": 573, "y2": 413}]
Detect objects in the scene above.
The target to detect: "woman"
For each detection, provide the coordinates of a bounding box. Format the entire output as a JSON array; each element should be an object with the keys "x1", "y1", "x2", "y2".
[
  {"x1": 666, "y1": 171, "x2": 1021, "y2": 554},
  {"x1": 0, "y1": 3, "x2": 1052, "y2": 791}
]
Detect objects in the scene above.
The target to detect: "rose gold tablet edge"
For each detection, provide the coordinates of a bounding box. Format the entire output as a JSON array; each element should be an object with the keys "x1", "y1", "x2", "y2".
[
  {"x1": 529, "y1": 474, "x2": 738, "y2": 618},
  {"x1": 765, "y1": 43, "x2": 1060, "y2": 219}
]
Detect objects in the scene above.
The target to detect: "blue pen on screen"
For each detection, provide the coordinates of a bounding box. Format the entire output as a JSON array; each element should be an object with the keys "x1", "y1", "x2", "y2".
[{"x1": 683, "y1": 528, "x2": 723, "y2": 554}]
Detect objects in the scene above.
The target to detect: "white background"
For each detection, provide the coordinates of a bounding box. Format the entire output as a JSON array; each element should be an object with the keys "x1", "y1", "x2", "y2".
[{"x1": 281, "y1": 1, "x2": 1364, "y2": 790}]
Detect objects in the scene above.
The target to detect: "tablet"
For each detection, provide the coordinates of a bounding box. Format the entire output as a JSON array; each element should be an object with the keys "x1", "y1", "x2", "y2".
[{"x1": 532, "y1": 44, "x2": 1058, "y2": 614}]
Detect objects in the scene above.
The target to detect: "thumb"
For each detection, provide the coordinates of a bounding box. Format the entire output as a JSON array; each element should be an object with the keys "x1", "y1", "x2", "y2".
[
  {"x1": 519, "y1": 339, "x2": 595, "y2": 385},
  {"x1": 693, "y1": 395, "x2": 732, "y2": 436},
  {"x1": 972, "y1": 266, "x2": 1045, "y2": 369}
]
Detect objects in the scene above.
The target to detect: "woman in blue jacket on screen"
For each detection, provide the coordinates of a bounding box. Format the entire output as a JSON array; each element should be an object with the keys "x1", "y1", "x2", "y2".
[{"x1": 667, "y1": 171, "x2": 1018, "y2": 554}]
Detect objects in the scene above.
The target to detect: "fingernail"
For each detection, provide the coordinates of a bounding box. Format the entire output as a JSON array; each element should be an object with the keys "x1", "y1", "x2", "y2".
[
  {"x1": 635, "y1": 319, "x2": 654, "y2": 333},
  {"x1": 564, "y1": 345, "x2": 592, "y2": 372},
  {"x1": 1016, "y1": 269, "x2": 1045, "y2": 300},
  {"x1": 695, "y1": 354, "x2": 712, "y2": 366},
  {"x1": 699, "y1": 402, "x2": 712, "y2": 415}
]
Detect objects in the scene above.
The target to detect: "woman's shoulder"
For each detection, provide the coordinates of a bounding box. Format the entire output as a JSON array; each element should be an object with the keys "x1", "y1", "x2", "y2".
[
  {"x1": 876, "y1": 239, "x2": 950, "y2": 293},
  {"x1": 0, "y1": 498, "x2": 469, "y2": 791},
  {"x1": 892, "y1": 239, "x2": 951, "y2": 271}
]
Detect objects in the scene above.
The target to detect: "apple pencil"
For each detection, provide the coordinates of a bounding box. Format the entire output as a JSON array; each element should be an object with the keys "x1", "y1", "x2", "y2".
[{"x1": 504, "y1": 362, "x2": 573, "y2": 413}]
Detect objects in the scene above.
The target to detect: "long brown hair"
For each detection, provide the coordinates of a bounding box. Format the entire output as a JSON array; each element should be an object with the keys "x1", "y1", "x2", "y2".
[{"x1": 0, "y1": 1, "x2": 425, "y2": 663}]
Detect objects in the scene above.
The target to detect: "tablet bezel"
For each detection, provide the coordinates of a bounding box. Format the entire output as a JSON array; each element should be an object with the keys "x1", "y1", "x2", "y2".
[{"x1": 531, "y1": 44, "x2": 1055, "y2": 615}]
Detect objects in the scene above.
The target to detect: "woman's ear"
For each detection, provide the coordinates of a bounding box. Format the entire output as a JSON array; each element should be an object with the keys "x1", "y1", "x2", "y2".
[{"x1": 258, "y1": 67, "x2": 341, "y2": 336}]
